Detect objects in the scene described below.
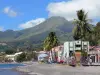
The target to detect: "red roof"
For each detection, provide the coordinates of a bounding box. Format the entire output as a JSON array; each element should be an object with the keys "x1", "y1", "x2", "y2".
[{"x1": 89, "y1": 46, "x2": 100, "y2": 51}]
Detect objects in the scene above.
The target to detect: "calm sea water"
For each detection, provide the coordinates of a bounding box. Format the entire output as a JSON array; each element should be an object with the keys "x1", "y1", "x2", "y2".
[{"x1": 0, "y1": 63, "x2": 24, "y2": 75}]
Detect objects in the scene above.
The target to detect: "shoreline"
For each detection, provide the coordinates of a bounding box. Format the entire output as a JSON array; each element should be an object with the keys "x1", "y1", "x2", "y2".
[
  {"x1": 12, "y1": 68, "x2": 29, "y2": 75},
  {"x1": 0, "y1": 62, "x2": 29, "y2": 75},
  {"x1": 14, "y1": 61, "x2": 36, "y2": 75},
  {"x1": 16, "y1": 62, "x2": 100, "y2": 75},
  {"x1": 0, "y1": 67, "x2": 29, "y2": 75},
  {"x1": 15, "y1": 62, "x2": 43, "y2": 75}
]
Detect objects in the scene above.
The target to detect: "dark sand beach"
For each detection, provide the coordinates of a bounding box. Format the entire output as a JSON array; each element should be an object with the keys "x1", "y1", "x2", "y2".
[{"x1": 16, "y1": 62, "x2": 100, "y2": 75}]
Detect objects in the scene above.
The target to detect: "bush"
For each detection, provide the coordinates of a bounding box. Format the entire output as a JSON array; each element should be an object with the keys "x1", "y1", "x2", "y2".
[
  {"x1": 26, "y1": 52, "x2": 38, "y2": 61},
  {"x1": 5, "y1": 49, "x2": 16, "y2": 54},
  {"x1": 16, "y1": 51, "x2": 38, "y2": 62},
  {"x1": 16, "y1": 52, "x2": 26, "y2": 62}
]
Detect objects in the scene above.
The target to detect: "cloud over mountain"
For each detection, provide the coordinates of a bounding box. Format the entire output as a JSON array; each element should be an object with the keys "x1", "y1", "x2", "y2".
[
  {"x1": 19, "y1": 18, "x2": 45, "y2": 29},
  {"x1": 47, "y1": 0, "x2": 100, "y2": 21}
]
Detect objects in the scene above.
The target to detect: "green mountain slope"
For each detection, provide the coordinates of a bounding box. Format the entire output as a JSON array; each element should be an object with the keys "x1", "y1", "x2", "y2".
[{"x1": 0, "y1": 16, "x2": 75, "y2": 48}]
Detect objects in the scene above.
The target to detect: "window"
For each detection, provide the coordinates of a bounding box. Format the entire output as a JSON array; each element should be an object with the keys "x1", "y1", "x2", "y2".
[{"x1": 75, "y1": 45, "x2": 81, "y2": 47}]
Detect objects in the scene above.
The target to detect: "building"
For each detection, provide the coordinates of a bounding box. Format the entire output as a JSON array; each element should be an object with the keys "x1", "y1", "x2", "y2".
[
  {"x1": 47, "y1": 45, "x2": 64, "y2": 63},
  {"x1": 63, "y1": 41, "x2": 89, "y2": 61},
  {"x1": 37, "y1": 51, "x2": 48, "y2": 62},
  {"x1": 6, "y1": 52, "x2": 23, "y2": 61},
  {"x1": 88, "y1": 46, "x2": 100, "y2": 63},
  {"x1": 51, "y1": 45, "x2": 64, "y2": 63},
  {"x1": 38, "y1": 53, "x2": 48, "y2": 62},
  {"x1": 49, "y1": 41, "x2": 89, "y2": 63}
]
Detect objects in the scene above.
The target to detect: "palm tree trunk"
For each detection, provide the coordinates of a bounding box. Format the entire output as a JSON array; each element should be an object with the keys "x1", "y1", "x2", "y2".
[
  {"x1": 81, "y1": 39, "x2": 83, "y2": 64},
  {"x1": 80, "y1": 23, "x2": 83, "y2": 65}
]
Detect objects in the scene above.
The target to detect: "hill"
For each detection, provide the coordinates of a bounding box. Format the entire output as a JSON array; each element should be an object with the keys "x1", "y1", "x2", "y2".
[{"x1": 0, "y1": 16, "x2": 75, "y2": 49}]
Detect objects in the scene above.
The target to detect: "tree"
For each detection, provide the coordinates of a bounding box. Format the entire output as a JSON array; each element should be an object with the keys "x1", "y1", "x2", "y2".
[
  {"x1": 85, "y1": 29, "x2": 98, "y2": 46},
  {"x1": 16, "y1": 52, "x2": 27, "y2": 62},
  {"x1": 73, "y1": 9, "x2": 91, "y2": 40},
  {"x1": 84, "y1": 22, "x2": 100, "y2": 46},
  {"x1": 26, "y1": 51, "x2": 37, "y2": 61},
  {"x1": 73, "y1": 9, "x2": 92, "y2": 64},
  {"x1": 43, "y1": 32, "x2": 59, "y2": 62},
  {"x1": 16, "y1": 51, "x2": 38, "y2": 62},
  {"x1": 5, "y1": 49, "x2": 16, "y2": 54},
  {"x1": 94, "y1": 22, "x2": 100, "y2": 45},
  {"x1": 43, "y1": 32, "x2": 59, "y2": 51},
  {"x1": 72, "y1": 26, "x2": 81, "y2": 40}
]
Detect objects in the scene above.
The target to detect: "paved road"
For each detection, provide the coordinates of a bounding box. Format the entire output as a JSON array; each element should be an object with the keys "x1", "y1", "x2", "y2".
[{"x1": 17, "y1": 63, "x2": 100, "y2": 75}]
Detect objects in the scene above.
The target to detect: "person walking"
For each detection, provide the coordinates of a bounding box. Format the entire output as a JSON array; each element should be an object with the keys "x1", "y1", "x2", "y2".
[{"x1": 89, "y1": 58, "x2": 92, "y2": 66}]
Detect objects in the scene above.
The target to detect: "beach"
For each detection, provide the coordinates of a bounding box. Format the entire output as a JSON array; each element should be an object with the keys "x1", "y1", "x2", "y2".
[{"x1": 16, "y1": 62, "x2": 100, "y2": 75}]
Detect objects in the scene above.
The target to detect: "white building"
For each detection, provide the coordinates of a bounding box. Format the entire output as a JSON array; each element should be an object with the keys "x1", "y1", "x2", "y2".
[
  {"x1": 6, "y1": 52, "x2": 23, "y2": 61},
  {"x1": 63, "y1": 41, "x2": 89, "y2": 59}
]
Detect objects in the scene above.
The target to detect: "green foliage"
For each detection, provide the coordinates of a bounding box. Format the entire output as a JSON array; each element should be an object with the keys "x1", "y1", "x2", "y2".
[
  {"x1": 73, "y1": 9, "x2": 92, "y2": 63},
  {"x1": 16, "y1": 52, "x2": 38, "y2": 62},
  {"x1": 26, "y1": 52, "x2": 37, "y2": 61},
  {"x1": 84, "y1": 22, "x2": 100, "y2": 46},
  {"x1": 93, "y1": 23, "x2": 100, "y2": 44},
  {"x1": 43, "y1": 32, "x2": 59, "y2": 51},
  {"x1": 81, "y1": 50, "x2": 88, "y2": 57},
  {"x1": 0, "y1": 45, "x2": 10, "y2": 52},
  {"x1": 5, "y1": 49, "x2": 16, "y2": 54},
  {"x1": 73, "y1": 9, "x2": 91, "y2": 41},
  {"x1": 16, "y1": 52, "x2": 27, "y2": 62},
  {"x1": 72, "y1": 26, "x2": 81, "y2": 40}
]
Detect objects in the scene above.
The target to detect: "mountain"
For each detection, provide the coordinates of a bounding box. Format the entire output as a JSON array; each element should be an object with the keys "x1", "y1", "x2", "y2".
[{"x1": 0, "y1": 16, "x2": 75, "y2": 49}]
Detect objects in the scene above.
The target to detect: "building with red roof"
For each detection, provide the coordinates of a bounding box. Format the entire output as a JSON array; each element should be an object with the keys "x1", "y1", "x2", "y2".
[{"x1": 88, "y1": 46, "x2": 100, "y2": 63}]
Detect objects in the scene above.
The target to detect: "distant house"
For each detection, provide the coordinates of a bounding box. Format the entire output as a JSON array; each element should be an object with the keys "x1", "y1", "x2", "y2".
[
  {"x1": 88, "y1": 46, "x2": 100, "y2": 63},
  {"x1": 6, "y1": 52, "x2": 23, "y2": 62},
  {"x1": 38, "y1": 53, "x2": 48, "y2": 62},
  {"x1": 49, "y1": 45, "x2": 64, "y2": 63},
  {"x1": 37, "y1": 51, "x2": 49, "y2": 62}
]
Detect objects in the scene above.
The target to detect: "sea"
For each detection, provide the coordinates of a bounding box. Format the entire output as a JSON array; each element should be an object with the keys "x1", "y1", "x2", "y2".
[{"x1": 0, "y1": 63, "x2": 25, "y2": 75}]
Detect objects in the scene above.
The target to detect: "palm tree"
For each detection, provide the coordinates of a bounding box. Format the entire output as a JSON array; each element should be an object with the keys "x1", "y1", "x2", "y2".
[
  {"x1": 43, "y1": 32, "x2": 59, "y2": 51},
  {"x1": 73, "y1": 9, "x2": 91, "y2": 40},
  {"x1": 73, "y1": 9, "x2": 91, "y2": 64},
  {"x1": 43, "y1": 32, "x2": 59, "y2": 62},
  {"x1": 72, "y1": 26, "x2": 81, "y2": 40}
]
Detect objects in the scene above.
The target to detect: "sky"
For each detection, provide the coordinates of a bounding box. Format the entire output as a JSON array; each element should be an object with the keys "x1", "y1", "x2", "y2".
[{"x1": 0, "y1": 0, "x2": 100, "y2": 31}]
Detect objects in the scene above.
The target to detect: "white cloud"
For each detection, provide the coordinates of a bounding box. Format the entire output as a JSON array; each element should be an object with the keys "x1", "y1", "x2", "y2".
[
  {"x1": 47, "y1": 0, "x2": 100, "y2": 21},
  {"x1": 3, "y1": 6, "x2": 18, "y2": 17},
  {"x1": 0, "y1": 27, "x2": 4, "y2": 31},
  {"x1": 19, "y1": 18, "x2": 45, "y2": 29}
]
